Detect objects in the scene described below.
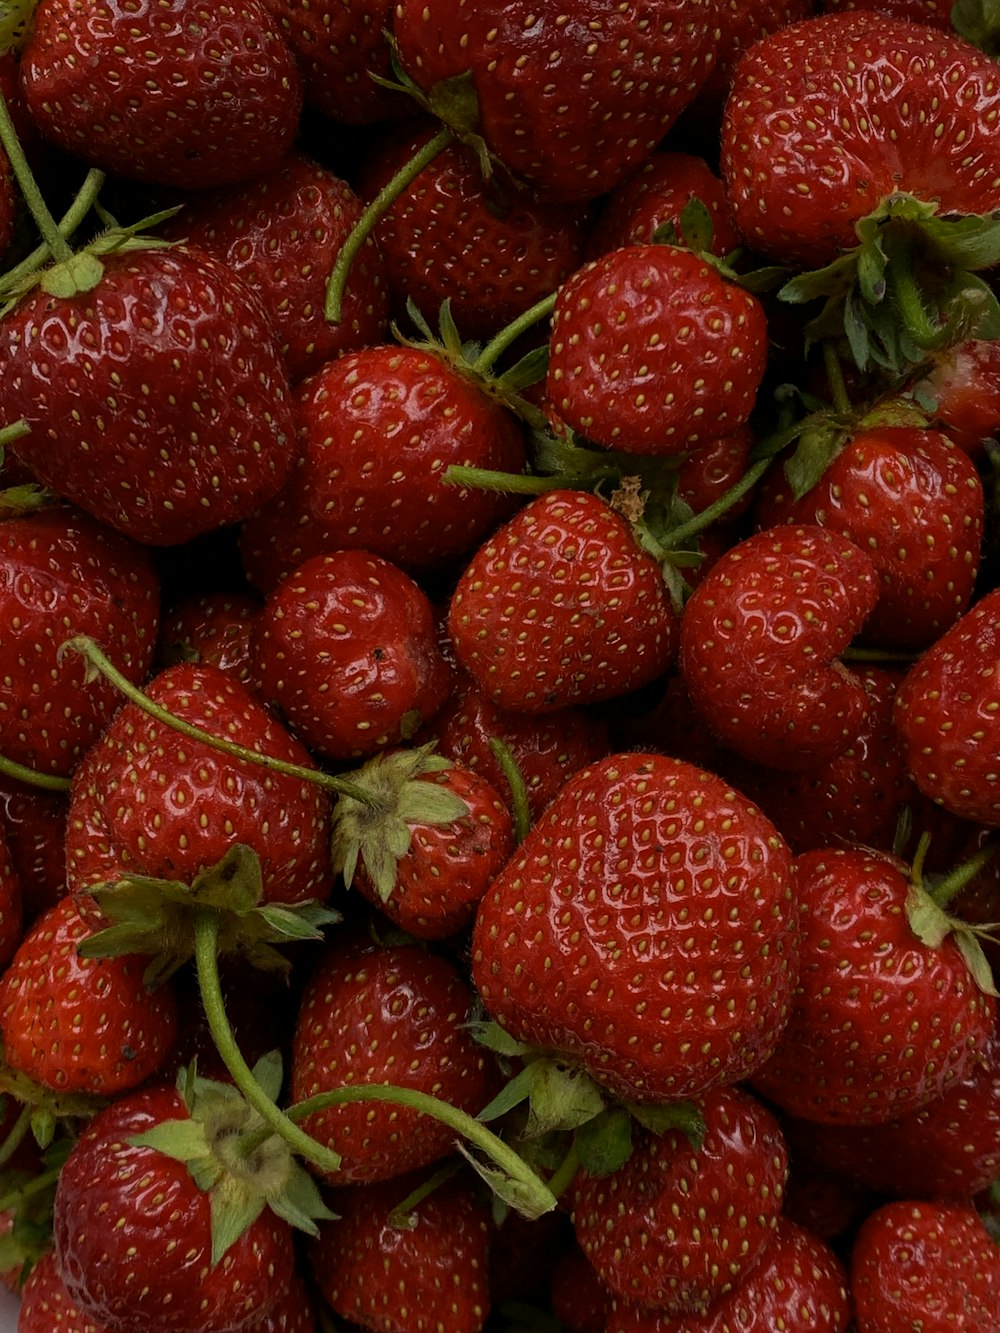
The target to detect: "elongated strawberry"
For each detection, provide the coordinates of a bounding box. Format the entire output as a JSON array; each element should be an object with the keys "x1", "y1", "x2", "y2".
[{"x1": 472, "y1": 752, "x2": 798, "y2": 1104}]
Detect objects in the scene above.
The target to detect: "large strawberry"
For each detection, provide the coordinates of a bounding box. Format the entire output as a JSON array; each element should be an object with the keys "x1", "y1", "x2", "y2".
[
  {"x1": 0, "y1": 246, "x2": 298, "y2": 546},
  {"x1": 472, "y1": 751, "x2": 799, "y2": 1104},
  {"x1": 17, "y1": 0, "x2": 303, "y2": 191}
]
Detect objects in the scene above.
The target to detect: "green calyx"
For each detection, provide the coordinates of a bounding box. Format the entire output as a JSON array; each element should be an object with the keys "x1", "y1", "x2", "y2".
[
  {"x1": 905, "y1": 832, "x2": 1000, "y2": 998},
  {"x1": 779, "y1": 192, "x2": 1000, "y2": 375}
]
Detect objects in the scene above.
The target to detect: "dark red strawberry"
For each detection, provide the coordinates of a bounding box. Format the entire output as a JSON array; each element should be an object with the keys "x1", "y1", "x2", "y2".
[
  {"x1": 549, "y1": 1240, "x2": 613, "y2": 1333},
  {"x1": 546, "y1": 243, "x2": 769, "y2": 455},
  {"x1": 157, "y1": 589, "x2": 262, "y2": 686},
  {"x1": 472, "y1": 752, "x2": 799, "y2": 1104},
  {"x1": 17, "y1": 1248, "x2": 114, "y2": 1333},
  {"x1": 0, "y1": 246, "x2": 298, "y2": 546},
  {"x1": 391, "y1": 0, "x2": 720, "y2": 204},
  {"x1": 822, "y1": 0, "x2": 953, "y2": 24},
  {"x1": 239, "y1": 343, "x2": 527, "y2": 590},
  {"x1": 679, "y1": 525, "x2": 880, "y2": 772},
  {"x1": 447, "y1": 489, "x2": 680, "y2": 715},
  {"x1": 245, "y1": 1267, "x2": 318, "y2": 1333},
  {"x1": 0, "y1": 503, "x2": 160, "y2": 777},
  {"x1": 289, "y1": 930, "x2": 500, "y2": 1183},
  {"x1": 18, "y1": 0, "x2": 303, "y2": 191},
  {"x1": 0, "y1": 821, "x2": 22, "y2": 971},
  {"x1": 163, "y1": 151, "x2": 391, "y2": 384},
  {"x1": 0, "y1": 774, "x2": 66, "y2": 923},
  {"x1": 570, "y1": 1085, "x2": 788, "y2": 1315},
  {"x1": 250, "y1": 550, "x2": 452, "y2": 762},
  {"x1": 904, "y1": 337, "x2": 1000, "y2": 456},
  {"x1": 750, "y1": 845, "x2": 996, "y2": 1125}
]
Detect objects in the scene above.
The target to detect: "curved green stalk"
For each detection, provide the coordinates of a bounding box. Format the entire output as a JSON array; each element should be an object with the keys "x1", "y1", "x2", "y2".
[
  {"x1": 0, "y1": 750, "x2": 72, "y2": 793},
  {"x1": 0, "y1": 1102, "x2": 31, "y2": 1169},
  {"x1": 0, "y1": 87, "x2": 73, "y2": 264},
  {"x1": 0, "y1": 167, "x2": 106, "y2": 289},
  {"x1": 471, "y1": 291, "x2": 558, "y2": 377},
  {"x1": 661, "y1": 454, "x2": 773, "y2": 548},
  {"x1": 489, "y1": 737, "x2": 532, "y2": 845}
]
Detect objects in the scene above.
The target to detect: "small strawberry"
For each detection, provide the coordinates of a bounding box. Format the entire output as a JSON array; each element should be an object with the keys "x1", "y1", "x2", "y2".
[
  {"x1": 546, "y1": 243, "x2": 769, "y2": 456},
  {"x1": 0, "y1": 773, "x2": 67, "y2": 923},
  {"x1": 904, "y1": 336, "x2": 1000, "y2": 456},
  {"x1": 549, "y1": 1240, "x2": 613, "y2": 1333},
  {"x1": 16, "y1": 1248, "x2": 114, "y2": 1333},
  {"x1": 447, "y1": 489, "x2": 680, "y2": 715},
  {"x1": 679, "y1": 524, "x2": 880, "y2": 772},
  {"x1": 18, "y1": 0, "x2": 303, "y2": 191},
  {"x1": 472, "y1": 751, "x2": 798, "y2": 1104},
  {"x1": 157, "y1": 589, "x2": 262, "y2": 686}
]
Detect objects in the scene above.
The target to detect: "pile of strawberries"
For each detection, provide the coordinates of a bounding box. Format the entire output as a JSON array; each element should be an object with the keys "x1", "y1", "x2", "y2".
[{"x1": 2, "y1": 0, "x2": 1000, "y2": 1330}]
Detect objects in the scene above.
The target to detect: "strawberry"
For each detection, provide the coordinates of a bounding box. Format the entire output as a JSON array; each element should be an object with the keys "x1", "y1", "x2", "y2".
[
  {"x1": 157, "y1": 589, "x2": 262, "y2": 686},
  {"x1": 447, "y1": 489, "x2": 680, "y2": 715},
  {"x1": 307, "y1": 1168, "x2": 493, "y2": 1333},
  {"x1": 472, "y1": 751, "x2": 799, "y2": 1104},
  {"x1": 850, "y1": 1199, "x2": 1000, "y2": 1331},
  {"x1": 391, "y1": 0, "x2": 720, "y2": 204},
  {"x1": 18, "y1": 0, "x2": 303, "y2": 191},
  {"x1": 249, "y1": 549, "x2": 452, "y2": 762},
  {"x1": 239, "y1": 343, "x2": 527, "y2": 590},
  {"x1": 546, "y1": 243, "x2": 769, "y2": 456},
  {"x1": 0, "y1": 894, "x2": 178, "y2": 1096},
  {"x1": 0, "y1": 246, "x2": 298, "y2": 547},
  {"x1": 753, "y1": 425, "x2": 984, "y2": 651},
  {"x1": 893, "y1": 585, "x2": 1000, "y2": 825},
  {"x1": 0, "y1": 773, "x2": 68, "y2": 923},
  {"x1": 679, "y1": 525, "x2": 880, "y2": 772},
  {"x1": 163, "y1": 150, "x2": 391, "y2": 384},
  {"x1": 570, "y1": 1084, "x2": 788, "y2": 1315},
  {"x1": 904, "y1": 336, "x2": 1000, "y2": 456},
  {"x1": 0, "y1": 503, "x2": 160, "y2": 777},
  {"x1": 821, "y1": 0, "x2": 954, "y2": 24},
  {"x1": 16, "y1": 1248, "x2": 114, "y2": 1333},
  {"x1": 0, "y1": 821, "x2": 21, "y2": 972},
  {"x1": 549, "y1": 1240, "x2": 613, "y2": 1333},
  {"x1": 289, "y1": 929, "x2": 499, "y2": 1183},
  {"x1": 750, "y1": 845, "x2": 996, "y2": 1125}
]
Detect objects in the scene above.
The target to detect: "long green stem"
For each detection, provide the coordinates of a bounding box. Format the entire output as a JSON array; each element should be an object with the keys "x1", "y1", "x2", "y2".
[
  {"x1": 489, "y1": 737, "x2": 531, "y2": 845},
  {"x1": 442, "y1": 465, "x2": 564, "y2": 495},
  {"x1": 0, "y1": 88, "x2": 73, "y2": 264},
  {"x1": 0, "y1": 750, "x2": 72, "y2": 793},
  {"x1": 471, "y1": 291, "x2": 558, "y2": 377},
  {"x1": 0, "y1": 167, "x2": 106, "y2": 289},
  {"x1": 926, "y1": 834, "x2": 1000, "y2": 911},
  {"x1": 0, "y1": 1103, "x2": 31, "y2": 1169},
  {"x1": 661, "y1": 454, "x2": 772, "y2": 548}
]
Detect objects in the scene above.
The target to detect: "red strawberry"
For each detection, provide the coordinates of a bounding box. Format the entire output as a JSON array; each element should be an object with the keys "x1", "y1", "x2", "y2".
[
  {"x1": 904, "y1": 337, "x2": 1000, "y2": 456},
  {"x1": 750, "y1": 845, "x2": 996, "y2": 1125},
  {"x1": 239, "y1": 343, "x2": 527, "y2": 590},
  {"x1": 250, "y1": 549, "x2": 452, "y2": 761},
  {"x1": 163, "y1": 150, "x2": 391, "y2": 384},
  {"x1": 821, "y1": 0, "x2": 953, "y2": 25},
  {"x1": 570, "y1": 1085, "x2": 788, "y2": 1315},
  {"x1": 157, "y1": 589, "x2": 262, "y2": 685},
  {"x1": 0, "y1": 821, "x2": 22, "y2": 971},
  {"x1": 850, "y1": 1199, "x2": 1000, "y2": 1332},
  {"x1": 245, "y1": 1267, "x2": 318, "y2": 1333},
  {"x1": 679, "y1": 525, "x2": 880, "y2": 772},
  {"x1": 0, "y1": 774, "x2": 66, "y2": 924},
  {"x1": 893, "y1": 585, "x2": 1000, "y2": 825},
  {"x1": 391, "y1": 0, "x2": 720, "y2": 204},
  {"x1": 546, "y1": 243, "x2": 769, "y2": 456},
  {"x1": 753, "y1": 425, "x2": 984, "y2": 651},
  {"x1": 289, "y1": 930, "x2": 500, "y2": 1183},
  {"x1": 0, "y1": 895, "x2": 178, "y2": 1096},
  {"x1": 447, "y1": 489, "x2": 680, "y2": 715},
  {"x1": 18, "y1": 0, "x2": 303, "y2": 191},
  {"x1": 472, "y1": 751, "x2": 799, "y2": 1104},
  {"x1": 0, "y1": 503, "x2": 160, "y2": 777},
  {"x1": 549, "y1": 1240, "x2": 613, "y2": 1333},
  {"x1": 17, "y1": 1249, "x2": 114, "y2": 1333},
  {"x1": 0, "y1": 246, "x2": 298, "y2": 546},
  {"x1": 307, "y1": 1169, "x2": 493, "y2": 1333}
]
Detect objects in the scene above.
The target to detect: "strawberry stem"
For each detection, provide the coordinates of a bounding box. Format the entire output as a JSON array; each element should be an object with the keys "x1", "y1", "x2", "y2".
[
  {"x1": 660, "y1": 454, "x2": 772, "y2": 548},
  {"x1": 470, "y1": 291, "x2": 558, "y2": 378},
  {"x1": 0, "y1": 166, "x2": 105, "y2": 290},
  {"x1": 488, "y1": 737, "x2": 531, "y2": 844},
  {"x1": 0, "y1": 86, "x2": 74, "y2": 265},
  {"x1": 922, "y1": 834, "x2": 1000, "y2": 911},
  {"x1": 0, "y1": 1102, "x2": 31, "y2": 1168},
  {"x1": 0, "y1": 750, "x2": 71, "y2": 792}
]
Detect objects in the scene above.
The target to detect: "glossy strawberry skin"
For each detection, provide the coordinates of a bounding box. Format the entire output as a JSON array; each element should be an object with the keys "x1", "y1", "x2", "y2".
[
  {"x1": 0, "y1": 504, "x2": 160, "y2": 777},
  {"x1": 547, "y1": 244, "x2": 768, "y2": 455},
  {"x1": 893, "y1": 586, "x2": 1000, "y2": 825},
  {"x1": 447, "y1": 490, "x2": 680, "y2": 714},
  {"x1": 0, "y1": 775, "x2": 68, "y2": 923},
  {"x1": 157, "y1": 590, "x2": 262, "y2": 686},
  {"x1": 0, "y1": 896, "x2": 178, "y2": 1097},
  {"x1": 17, "y1": 1249, "x2": 114, "y2": 1333},
  {"x1": 52, "y1": 1083, "x2": 295, "y2": 1333},
  {"x1": 721, "y1": 12, "x2": 1000, "y2": 266},
  {"x1": 472, "y1": 752, "x2": 799, "y2": 1104},
  {"x1": 392, "y1": 0, "x2": 719, "y2": 204},
  {"x1": 679, "y1": 525, "x2": 880, "y2": 772},
  {"x1": 20, "y1": 0, "x2": 303, "y2": 191},
  {"x1": 751, "y1": 846, "x2": 996, "y2": 1125},
  {"x1": 1, "y1": 247, "x2": 297, "y2": 547},
  {"x1": 908, "y1": 337, "x2": 1000, "y2": 456},
  {"x1": 64, "y1": 663, "x2": 333, "y2": 908},
  {"x1": 571, "y1": 1085, "x2": 788, "y2": 1315}
]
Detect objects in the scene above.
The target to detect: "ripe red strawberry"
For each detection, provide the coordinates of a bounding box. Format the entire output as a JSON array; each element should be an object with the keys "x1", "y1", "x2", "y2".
[
  {"x1": 0, "y1": 246, "x2": 298, "y2": 546},
  {"x1": 163, "y1": 150, "x2": 391, "y2": 384},
  {"x1": 0, "y1": 503, "x2": 160, "y2": 777},
  {"x1": 546, "y1": 244, "x2": 769, "y2": 455},
  {"x1": 894, "y1": 585, "x2": 1000, "y2": 825},
  {"x1": 157, "y1": 589, "x2": 262, "y2": 686},
  {"x1": 822, "y1": 0, "x2": 953, "y2": 24},
  {"x1": 0, "y1": 774, "x2": 67, "y2": 924},
  {"x1": 239, "y1": 343, "x2": 527, "y2": 590},
  {"x1": 549, "y1": 1240, "x2": 613, "y2": 1333},
  {"x1": 472, "y1": 751, "x2": 799, "y2": 1104},
  {"x1": 570, "y1": 1085, "x2": 788, "y2": 1315},
  {"x1": 754, "y1": 425, "x2": 984, "y2": 650},
  {"x1": 250, "y1": 549, "x2": 452, "y2": 761},
  {"x1": 679, "y1": 525, "x2": 880, "y2": 772},
  {"x1": 64, "y1": 662, "x2": 333, "y2": 909},
  {"x1": 720, "y1": 12, "x2": 1000, "y2": 268},
  {"x1": 18, "y1": 0, "x2": 303, "y2": 191},
  {"x1": 850, "y1": 1199, "x2": 1000, "y2": 1332},
  {"x1": 51, "y1": 1081, "x2": 298, "y2": 1333},
  {"x1": 751, "y1": 845, "x2": 996, "y2": 1125},
  {"x1": 0, "y1": 822, "x2": 22, "y2": 972},
  {"x1": 289, "y1": 930, "x2": 500, "y2": 1183},
  {"x1": 245, "y1": 1267, "x2": 318, "y2": 1333},
  {"x1": 391, "y1": 0, "x2": 720, "y2": 204},
  {"x1": 447, "y1": 489, "x2": 680, "y2": 714},
  {"x1": 17, "y1": 1249, "x2": 114, "y2": 1333},
  {"x1": 904, "y1": 337, "x2": 1000, "y2": 456},
  {"x1": 307, "y1": 1169, "x2": 493, "y2": 1333},
  {"x1": 0, "y1": 895, "x2": 178, "y2": 1096}
]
